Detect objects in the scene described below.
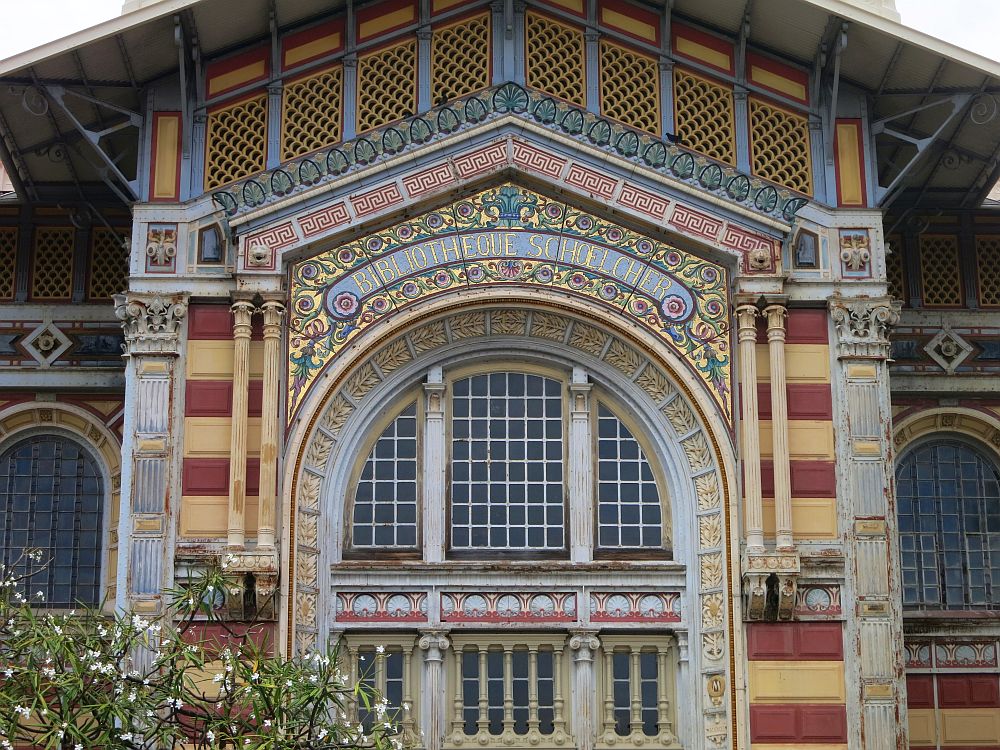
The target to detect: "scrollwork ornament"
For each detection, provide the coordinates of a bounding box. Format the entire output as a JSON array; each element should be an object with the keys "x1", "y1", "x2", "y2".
[
  {"x1": 568, "y1": 631, "x2": 601, "y2": 662},
  {"x1": 113, "y1": 293, "x2": 188, "y2": 355},
  {"x1": 828, "y1": 294, "x2": 900, "y2": 360},
  {"x1": 970, "y1": 94, "x2": 998, "y2": 126}
]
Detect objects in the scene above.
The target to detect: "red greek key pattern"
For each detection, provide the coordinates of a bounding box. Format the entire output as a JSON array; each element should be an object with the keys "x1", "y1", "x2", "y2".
[
  {"x1": 453, "y1": 141, "x2": 509, "y2": 178},
  {"x1": 722, "y1": 225, "x2": 777, "y2": 271},
  {"x1": 511, "y1": 140, "x2": 566, "y2": 178},
  {"x1": 564, "y1": 162, "x2": 618, "y2": 199},
  {"x1": 668, "y1": 203, "x2": 724, "y2": 241},
  {"x1": 617, "y1": 183, "x2": 669, "y2": 219},
  {"x1": 402, "y1": 162, "x2": 455, "y2": 198},
  {"x1": 351, "y1": 183, "x2": 404, "y2": 217},
  {"x1": 298, "y1": 202, "x2": 350, "y2": 238},
  {"x1": 246, "y1": 222, "x2": 298, "y2": 251}
]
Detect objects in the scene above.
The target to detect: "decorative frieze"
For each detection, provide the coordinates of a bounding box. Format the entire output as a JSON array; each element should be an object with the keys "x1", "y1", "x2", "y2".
[
  {"x1": 589, "y1": 591, "x2": 681, "y2": 623},
  {"x1": 441, "y1": 591, "x2": 576, "y2": 622},
  {"x1": 335, "y1": 591, "x2": 429, "y2": 622}
]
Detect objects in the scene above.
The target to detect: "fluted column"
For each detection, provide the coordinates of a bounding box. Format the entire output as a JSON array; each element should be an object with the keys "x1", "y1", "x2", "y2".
[
  {"x1": 423, "y1": 366, "x2": 446, "y2": 562},
  {"x1": 419, "y1": 631, "x2": 450, "y2": 750},
  {"x1": 569, "y1": 631, "x2": 600, "y2": 750},
  {"x1": 737, "y1": 304, "x2": 765, "y2": 552},
  {"x1": 227, "y1": 298, "x2": 254, "y2": 548},
  {"x1": 568, "y1": 367, "x2": 593, "y2": 562},
  {"x1": 765, "y1": 304, "x2": 793, "y2": 550},
  {"x1": 256, "y1": 299, "x2": 284, "y2": 550}
]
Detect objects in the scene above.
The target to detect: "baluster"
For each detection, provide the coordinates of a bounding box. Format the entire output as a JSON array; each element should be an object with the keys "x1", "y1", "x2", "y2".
[
  {"x1": 502, "y1": 647, "x2": 515, "y2": 738},
  {"x1": 452, "y1": 647, "x2": 465, "y2": 736},
  {"x1": 477, "y1": 647, "x2": 489, "y2": 737},
  {"x1": 602, "y1": 649, "x2": 615, "y2": 737},
  {"x1": 402, "y1": 645, "x2": 416, "y2": 740},
  {"x1": 552, "y1": 645, "x2": 566, "y2": 736},
  {"x1": 629, "y1": 649, "x2": 642, "y2": 736},
  {"x1": 655, "y1": 646, "x2": 672, "y2": 739},
  {"x1": 527, "y1": 646, "x2": 539, "y2": 734}
]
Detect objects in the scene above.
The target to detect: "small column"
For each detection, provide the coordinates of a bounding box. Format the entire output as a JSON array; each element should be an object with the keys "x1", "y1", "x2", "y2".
[
  {"x1": 419, "y1": 631, "x2": 450, "y2": 750},
  {"x1": 736, "y1": 304, "x2": 765, "y2": 552},
  {"x1": 569, "y1": 631, "x2": 601, "y2": 750},
  {"x1": 568, "y1": 368, "x2": 594, "y2": 562},
  {"x1": 424, "y1": 367, "x2": 446, "y2": 562},
  {"x1": 256, "y1": 299, "x2": 284, "y2": 550},
  {"x1": 629, "y1": 649, "x2": 642, "y2": 734},
  {"x1": 227, "y1": 297, "x2": 254, "y2": 548},
  {"x1": 733, "y1": 86, "x2": 751, "y2": 173},
  {"x1": 765, "y1": 303, "x2": 794, "y2": 550}
]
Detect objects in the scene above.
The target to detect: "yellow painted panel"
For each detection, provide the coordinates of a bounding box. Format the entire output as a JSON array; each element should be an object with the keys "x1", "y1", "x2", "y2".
[
  {"x1": 752, "y1": 746, "x2": 847, "y2": 750},
  {"x1": 747, "y1": 661, "x2": 846, "y2": 703},
  {"x1": 758, "y1": 420, "x2": 835, "y2": 459},
  {"x1": 907, "y1": 709, "x2": 936, "y2": 745},
  {"x1": 600, "y1": 8, "x2": 656, "y2": 42},
  {"x1": 941, "y1": 709, "x2": 1000, "y2": 745},
  {"x1": 359, "y1": 7, "x2": 416, "y2": 39},
  {"x1": 675, "y1": 37, "x2": 730, "y2": 71},
  {"x1": 186, "y1": 340, "x2": 265, "y2": 379},
  {"x1": 284, "y1": 32, "x2": 343, "y2": 68},
  {"x1": 180, "y1": 495, "x2": 260, "y2": 537},
  {"x1": 835, "y1": 122, "x2": 864, "y2": 207},
  {"x1": 432, "y1": 0, "x2": 470, "y2": 11},
  {"x1": 542, "y1": 0, "x2": 585, "y2": 13},
  {"x1": 207, "y1": 60, "x2": 267, "y2": 97},
  {"x1": 749, "y1": 65, "x2": 807, "y2": 101},
  {"x1": 152, "y1": 114, "x2": 180, "y2": 199},
  {"x1": 763, "y1": 497, "x2": 839, "y2": 539},
  {"x1": 183, "y1": 417, "x2": 262, "y2": 457},
  {"x1": 756, "y1": 344, "x2": 830, "y2": 383}
]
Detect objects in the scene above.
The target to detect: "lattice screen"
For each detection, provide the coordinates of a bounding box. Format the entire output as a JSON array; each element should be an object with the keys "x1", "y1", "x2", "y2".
[
  {"x1": 282, "y1": 65, "x2": 343, "y2": 161},
  {"x1": 31, "y1": 227, "x2": 74, "y2": 300},
  {"x1": 88, "y1": 228, "x2": 129, "y2": 300},
  {"x1": 599, "y1": 40, "x2": 660, "y2": 135},
  {"x1": 204, "y1": 94, "x2": 268, "y2": 190},
  {"x1": 919, "y1": 234, "x2": 962, "y2": 307},
  {"x1": 357, "y1": 39, "x2": 418, "y2": 133},
  {"x1": 0, "y1": 228, "x2": 17, "y2": 300},
  {"x1": 885, "y1": 235, "x2": 906, "y2": 303},
  {"x1": 525, "y1": 12, "x2": 586, "y2": 107},
  {"x1": 976, "y1": 235, "x2": 1000, "y2": 306},
  {"x1": 673, "y1": 69, "x2": 735, "y2": 165},
  {"x1": 748, "y1": 97, "x2": 813, "y2": 195},
  {"x1": 431, "y1": 13, "x2": 491, "y2": 105}
]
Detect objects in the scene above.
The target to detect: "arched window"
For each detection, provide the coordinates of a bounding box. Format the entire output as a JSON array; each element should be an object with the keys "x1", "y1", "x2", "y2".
[
  {"x1": 0, "y1": 435, "x2": 105, "y2": 607},
  {"x1": 896, "y1": 439, "x2": 1000, "y2": 609},
  {"x1": 347, "y1": 368, "x2": 669, "y2": 557}
]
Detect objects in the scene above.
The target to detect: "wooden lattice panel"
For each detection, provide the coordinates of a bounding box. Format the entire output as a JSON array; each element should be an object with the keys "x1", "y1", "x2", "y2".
[
  {"x1": 919, "y1": 234, "x2": 962, "y2": 307},
  {"x1": 204, "y1": 95, "x2": 268, "y2": 190},
  {"x1": 748, "y1": 97, "x2": 813, "y2": 195},
  {"x1": 31, "y1": 227, "x2": 74, "y2": 300},
  {"x1": 599, "y1": 40, "x2": 660, "y2": 135},
  {"x1": 673, "y1": 69, "x2": 735, "y2": 165},
  {"x1": 976, "y1": 235, "x2": 1000, "y2": 306},
  {"x1": 0, "y1": 228, "x2": 17, "y2": 300},
  {"x1": 885, "y1": 234, "x2": 906, "y2": 303},
  {"x1": 525, "y1": 12, "x2": 586, "y2": 107},
  {"x1": 357, "y1": 39, "x2": 417, "y2": 133},
  {"x1": 282, "y1": 65, "x2": 343, "y2": 161},
  {"x1": 431, "y1": 13, "x2": 491, "y2": 104},
  {"x1": 88, "y1": 228, "x2": 129, "y2": 300}
]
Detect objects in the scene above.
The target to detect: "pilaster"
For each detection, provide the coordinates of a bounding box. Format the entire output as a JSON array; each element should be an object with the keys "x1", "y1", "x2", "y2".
[
  {"x1": 736, "y1": 304, "x2": 764, "y2": 553},
  {"x1": 764, "y1": 303, "x2": 793, "y2": 551},
  {"x1": 227, "y1": 297, "x2": 255, "y2": 549},
  {"x1": 828, "y1": 294, "x2": 906, "y2": 750},
  {"x1": 568, "y1": 367, "x2": 593, "y2": 562},
  {"x1": 423, "y1": 367, "x2": 446, "y2": 562},
  {"x1": 257, "y1": 298, "x2": 285, "y2": 550},
  {"x1": 569, "y1": 630, "x2": 600, "y2": 750}
]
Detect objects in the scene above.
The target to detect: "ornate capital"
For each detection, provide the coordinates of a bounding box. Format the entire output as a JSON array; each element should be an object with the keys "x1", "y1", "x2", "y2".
[
  {"x1": 735, "y1": 303, "x2": 759, "y2": 342},
  {"x1": 418, "y1": 630, "x2": 451, "y2": 659},
  {"x1": 763, "y1": 304, "x2": 787, "y2": 339},
  {"x1": 113, "y1": 293, "x2": 188, "y2": 356},
  {"x1": 742, "y1": 551, "x2": 799, "y2": 621},
  {"x1": 568, "y1": 630, "x2": 601, "y2": 661},
  {"x1": 828, "y1": 295, "x2": 900, "y2": 360}
]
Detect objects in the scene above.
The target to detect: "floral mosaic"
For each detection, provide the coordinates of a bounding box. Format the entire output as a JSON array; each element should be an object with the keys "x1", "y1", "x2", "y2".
[{"x1": 289, "y1": 183, "x2": 731, "y2": 423}]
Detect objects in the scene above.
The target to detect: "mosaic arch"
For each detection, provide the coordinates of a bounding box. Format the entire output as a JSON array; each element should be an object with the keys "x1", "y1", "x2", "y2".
[
  {"x1": 288, "y1": 182, "x2": 732, "y2": 426},
  {"x1": 285, "y1": 294, "x2": 741, "y2": 749}
]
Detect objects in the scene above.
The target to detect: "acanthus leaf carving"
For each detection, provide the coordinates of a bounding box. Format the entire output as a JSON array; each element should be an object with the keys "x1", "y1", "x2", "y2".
[
  {"x1": 113, "y1": 293, "x2": 188, "y2": 355},
  {"x1": 828, "y1": 294, "x2": 900, "y2": 360}
]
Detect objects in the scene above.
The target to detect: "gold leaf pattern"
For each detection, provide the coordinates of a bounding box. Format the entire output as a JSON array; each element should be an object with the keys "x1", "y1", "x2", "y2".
[
  {"x1": 299, "y1": 471, "x2": 322, "y2": 510},
  {"x1": 701, "y1": 592, "x2": 724, "y2": 628},
  {"x1": 703, "y1": 632, "x2": 724, "y2": 661},
  {"x1": 410, "y1": 322, "x2": 448, "y2": 354},
  {"x1": 374, "y1": 339, "x2": 412, "y2": 373},
  {"x1": 296, "y1": 591, "x2": 318, "y2": 626},
  {"x1": 695, "y1": 472, "x2": 720, "y2": 510},
  {"x1": 321, "y1": 395, "x2": 354, "y2": 436},
  {"x1": 699, "y1": 514, "x2": 722, "y2": 548},
  {"x1": 345, "y1": 363, "x2": 381, "y2": 400},
  {"x1": 298, "y1": 512, "x2": 318, "y2": 548},
  {"x1": 635, "y1": 364, "x2": 674, "y2": 402},
  {"x1": 700, "y1": 553, "x2": 723, "y2": 588},
  {"x1": 304, "y1": 434, "x2": 333, "y2": 471},
  {"x1": 663, "y1": 398, "x2": 698, "y2": 436},
  {"x1": 531, "y1": 312, "x2": 569, "y2": 341},
  {"x1": 491, "y1": 309, "x2": 527, "y2": 335},
  {"x1": 296, "y1": 550, "x2": 318, "y2": 588},
  {"x1": 572, "y1": 324, "x2": 607, "y2": 355},
  {"x1": 682, "y1": 433, "x2": 712, "y2": 471},
  {"x1": 604, "y1": 340, "x2": 642, "y2": 376},
  {"x1": 749, "y1": 97, "x2": 812, "y2": 195},
  {"x1": 673, "y1": 69, "x2": 735, "y2": 166}
]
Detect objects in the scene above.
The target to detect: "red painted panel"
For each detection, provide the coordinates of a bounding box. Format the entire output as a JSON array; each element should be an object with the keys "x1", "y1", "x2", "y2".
[
  {"x1": 205, "y1": 45, "x2": 270, "y2": 99},
  {"x1": 760, "y1": 460, "x2": 836, "y2": 497},
  {"x1": 356, "y1": 0, "x2": 418, "y2": 42},
  {"x1": 750, "y1": 704, "x2": 847, "y2": 743},
  {"x1": 183, "y1": 458, "x2": 261, "y2": 495},
  {"x1": 188, "y1": 304, "x2": 264, "y2": 340},
  {"x1": 186, "y1": 380, "x2": 265, "y2": 417},
  {"x1": 747, "y1": 622, "x2": 843, "y2": 660},
  {"x1": 754, "y1": 308, "x2": 829, "y2": 344},
  {"x1": 248, "y1": 380, "x2": 264, "y2": 417},
  {"x1": 281, "y1": 18, "x2": 345, "y2": 70},
  {"x1": 746, "y1": 51, "x2": 810, "y2": 104},
  {"x1": 757, "y1": 383, "x2": 833, "y2": 420},
  {"x1": 182, "y1": 622, "x2": 276, "y2": 653},
  {"x1": 598, "y1": 0, "x2": 661, "y2": 45},
  {"x1": 937, "y1": 675, "x2": 1000, "y2": 708},
  {"x1": 671, "y1": 22, "x2": 733, "y2": 74},
  {"x1": 906, "y1": 675, "x2": 935, "y2": 708}
]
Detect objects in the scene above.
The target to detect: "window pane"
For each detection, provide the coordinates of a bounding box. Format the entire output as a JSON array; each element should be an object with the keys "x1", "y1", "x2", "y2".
[
  {"x1": 0, "y1": 436, "x2": 104, "y2": 608},
  {"x1": 352, "y1": 404, "x2": 419, "y2": 549},
  {"x1": 451, "y1": 373, "x2": 565, "y2": 551},
  {"x1": 596, "y1": 405, "x2": 663, "y2": 550},
  {"x1": 896, "y1": 440, "x2": 1000, "y2": 610}
]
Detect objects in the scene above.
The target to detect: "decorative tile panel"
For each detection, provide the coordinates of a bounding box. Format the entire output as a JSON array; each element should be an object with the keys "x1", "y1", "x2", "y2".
[
  {"x1": 281, "y1": 65, "x2": 343, "y2": 161},
  {"x1": 31, "y1": 227, "x2": 74, "y2": 300},
  {"x1": 599, "y1": 40, "x2": 660, "y2": 134},
  {"x1": 334, "y1": 591, "x2": 428, "y2": 622},
  {"x1": 441, "y1": 591, "x2": 576, "y2": 622},
  {"x1": 793, "y1": 584, "x2": 842, "y2": 617},
  {"x1": 0, "y1": 228, "x2": 16, "y2": 300},
  {"x1": 934, "y1": 641, "x2": 997, "y2": 669},
  {"x1": 673, "y1": 69, "x2": 735, "y2": 165},
  {"x1": 919, "y1": 234, "x2": 962, "y2": 307},
  {"x1": 976, "y1": 235, "x2": 1000, "y2": 306},
  {"x1": 589, "y1": 591, "x2": 681, "y2": 622},
  {"x1": 748, "y1": 97, "x2": 812, "y2": 195},
  {"x1": 89, "y1": 228, "x2": 129, "y2": 298}
]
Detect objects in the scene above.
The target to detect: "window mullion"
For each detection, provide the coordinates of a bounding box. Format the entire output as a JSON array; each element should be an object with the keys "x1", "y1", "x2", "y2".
[
  {"x1": 477, "y1": 647, "x2": 489, "y2": 736},
  {"x1": 502, "y1": 647, "x2": 515, "y2": 736},
  {"x1": 629, "y1": 649, "x2": 642, "y2": 735},
  {"x1": 424, "y1": 366, "x2": 446, "y2": 562},
  {"x1": 568, "y1": 366, "x2": 594, "y2": 561},
  {"x1": 527, "y1": 646, "x2": 540, "y2": 733}
]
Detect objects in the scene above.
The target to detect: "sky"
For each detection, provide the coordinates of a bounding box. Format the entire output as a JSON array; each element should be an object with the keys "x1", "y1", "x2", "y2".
[{"x1": 0, "y1": 0, "x2": 997, "y2": 63}]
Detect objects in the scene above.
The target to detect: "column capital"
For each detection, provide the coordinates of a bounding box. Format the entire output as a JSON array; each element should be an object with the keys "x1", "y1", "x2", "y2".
[
  {"x1": 568, "y1": 630, "x2": 601, "y2": 660},
  {"x1": 114, "y1": 292, "x2": 188, "y2": 356},
  {"x1": 763, "y1": 304, "x2": 788, "y2": 341},
  {"x1": 260, "y1": 298, "x2": 286, "y2": 327},
  {"x1": 828, "y1": 294, "x2": 900, "y2": 360},
  {"x1": 419, "y1": 630, "x2": 451, "y2": 656},
  {"x1": 735, "y1": 303, "x2": 759, "y2": 341}
]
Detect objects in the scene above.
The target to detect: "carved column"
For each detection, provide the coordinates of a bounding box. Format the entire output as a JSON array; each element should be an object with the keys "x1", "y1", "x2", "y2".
[
  {"x1": 764, "y1": 304, "x2": 793, "y2": 551},
  {"x1": 736, "y1": 304, "x2": 764, "y2": 552},
  {"x1": 828, "y1": 295, "x2": 906, "y2": 750},
  {"x1": 113, "y1": 293, "x2": 187, "y2": 614},
  {"x1": 419, "y1": 631, "x2": 450, "y2": 750},
  {"x1": 569, "y1": 631, "x2": 600, "y2": 750},
  {"x1": 423, "y1": 366, "x2": 446, "y2": 562},
  {"x1": 227, "y1": 297, "x2": 254, "y2": 549},
  {"x1": 569, "y1": 368, "x2": 594, "y2": 562},
  {"x1": 257, "y1": 299, "x2": 284, "y2": 550}
]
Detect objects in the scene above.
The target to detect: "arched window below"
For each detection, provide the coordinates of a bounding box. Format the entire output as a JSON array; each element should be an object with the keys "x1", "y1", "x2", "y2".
[
  {"x1": 0, "y1": 435, "x2": 105, "y2": 607},
  {"x1": 896, "y1": 438, "x2": 1000, "y2": 609}
]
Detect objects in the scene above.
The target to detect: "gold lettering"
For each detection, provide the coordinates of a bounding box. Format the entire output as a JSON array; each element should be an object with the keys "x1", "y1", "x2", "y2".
[
  {"x1": 374, "y1": 258, "x2": 397, "y2": 283},
  {"x1": 440, "y1": 236, "x2": 461, "y2": 264},
  {"x1": 352, "y1": 270, "x2": 375, "y2": 294},
  {"x1": 461, "y1": 235, "x2": 478, "y2": 259},
  {"x1": 646, "y1": 270, "x2": 674, "y2": 300},
  {"x1": 505, "y1": 233, "x2": 518, "y2": 256},
  {"x1": 612, "y1": 256, "x2": 643, "y2": 286},
  {"x1": 528, "y1": 234, "x2": 546, "y2": 258}
]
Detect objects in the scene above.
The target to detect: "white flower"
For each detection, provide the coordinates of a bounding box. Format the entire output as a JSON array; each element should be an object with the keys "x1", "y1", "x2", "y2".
[
  {"x1": 119, "y1": 733, "x2": 133, "y2": 742},
  {"x1": 206, "y1": 731, "x2": 215, "y2": 744},
  {"x1": 376, "y1": 645, "x2": 385, "y2": 654},
  {"x1": 75, "y1": 743, "x2": 83, "y2": 750},
  {"x1": 13, "y1": 705, "x2": 29, "y2": 717},
  {"x1": 263, "y1": 720, "x2": 272, "y2": 728}
]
